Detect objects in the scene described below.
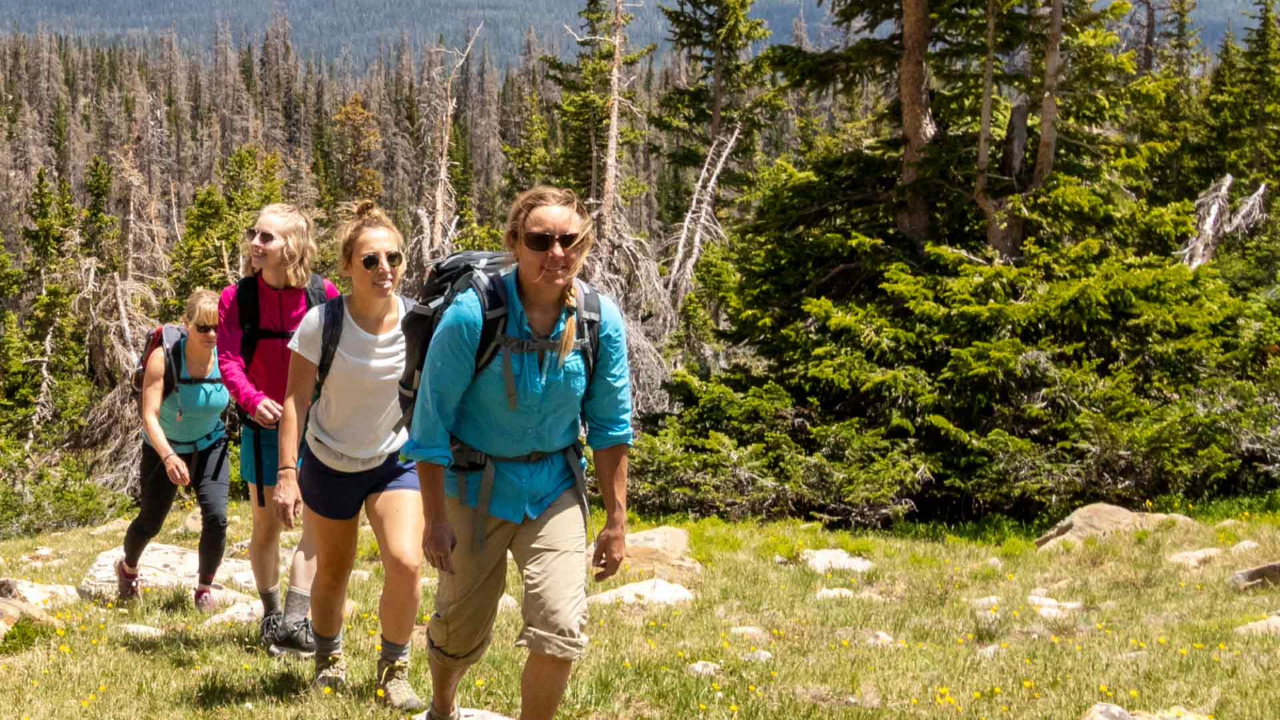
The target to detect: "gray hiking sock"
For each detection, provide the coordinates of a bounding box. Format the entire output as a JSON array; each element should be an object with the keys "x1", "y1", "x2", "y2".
[
  {"x1": 315, "y1": 629, "x2": 342, "y2": 657},
  {"x1": 283, "y1": 587, "x2": 310, "y2": 625},
  {"x1": 259, "y1": 587, "x2": 281, "y2": 616},
  {"x1": 379, "y1": 636, "x2": 410, "y2": 664}
]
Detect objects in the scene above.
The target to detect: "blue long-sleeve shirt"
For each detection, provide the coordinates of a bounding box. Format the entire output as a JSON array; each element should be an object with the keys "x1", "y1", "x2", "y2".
[{"x1": 402, "y1": 271, "x2": 633, "y2": 523}]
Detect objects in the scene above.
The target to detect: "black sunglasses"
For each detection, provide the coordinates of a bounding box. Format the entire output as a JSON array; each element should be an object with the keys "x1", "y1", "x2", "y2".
[
  {"x1": 244, "y1": 227, "x2": 277, "y2": 244},
  {"x1": 523, "y1": 231, "x2": 582, "y2": 252},
  {"x1": 194, "y1": 324, "x2": 217, "y2": 335},
  {"x1": 361, "y1": 251, "x2": 404, "y2": 271}
]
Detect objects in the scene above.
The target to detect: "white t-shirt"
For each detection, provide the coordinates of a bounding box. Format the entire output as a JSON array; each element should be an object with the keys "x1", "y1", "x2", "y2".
[{"x1": 288, "y1": 296, "x2": 412, "y2": 473}]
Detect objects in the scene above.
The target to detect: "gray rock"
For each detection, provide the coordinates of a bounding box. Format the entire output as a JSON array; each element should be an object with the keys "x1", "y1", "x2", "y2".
[
  {"x1": 729, "y1": 626, "x2": 769, "y2": 642},
  {"x1": 587, "y1": 578, "x2": 694, "y2": 606},
  {"x1": 1230, "y1": 540, "x2": 1260, "y2": 555},
  {"x1": 815, "y1": 588, "x2": 855, "y2": 601},
  {"x1": 203, "y1": 601, "x2": 264, "y2": 626},
  {"x1": 180, "y1": 508, "x2": 202, "y2": 535},
  {"x1": 0, "y1": 579, "x2": 79, "y2": 608},
  {"x1": 119, "y1": 624, "x2": 164, "y2": 638},
  {"x1": 1234, "y1": 615, "x2": 1280, "y2": 637},
  {"x1": 686, "y1": 660, "x2": 720, "y2": 677},
  {"x1": 1037, "y1": 504, "x2": 1196, "y2": 553},
  {"x1": 1230, "y1": 562, "x2": 1280, "y2": 591},
  {"x1": 498, "y1": 593, "x2": 519, "y2": 612},
  {"x1": 80, "y1": 544, "x2": 251, "y2": 608},
  {"x1": 414, "y1": 710, "x2": 513, "y2": 720},
  {"x1": 1167, "y1": 548, "x2": 1222, "y2": 568},
  {"x1": 1079, "y1": 704, "x2": 1133, "y2": 720},
  {"x1": 1215, "y1": 519, "x2": 1243, "y2": 530},
  {"x1": 802, "y1": 549, "x2": 874, "y2": 574},
  {"x1": 740, "y1": 649, "x2": 773, "y2": 663},
  {"x1": 88, "y1": 518, "x2": 132, "y2": 537},
  {"x1": 969, "y1": 596, "x2": 1001, "y2": 611},
  {"x1": 349, "y1": 570, "x2": 371, "y2": 583}
]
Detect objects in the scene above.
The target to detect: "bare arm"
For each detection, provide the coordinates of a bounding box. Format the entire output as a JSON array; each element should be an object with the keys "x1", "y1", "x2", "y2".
[
  {"x1": 591, "y1": 443, "x2": 629, "y2": 581},
  {"x1": 274, "y1": 350, "x2": 317, "y2": 528},
  {"x1": 418, "y1": 461, "x2": 457, "y2": 574},
  {"x1": 140, "y1": 348, "x2": 190, "y2": 486}
]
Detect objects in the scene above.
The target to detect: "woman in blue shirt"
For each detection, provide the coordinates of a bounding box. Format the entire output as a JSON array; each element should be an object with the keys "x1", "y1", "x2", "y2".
[
  {"x1": 404, "y1": 186, "x2": 632, "y2": 720},
  {"x1": 116, "y1": 289, "x2": 232, "y2": 612}
]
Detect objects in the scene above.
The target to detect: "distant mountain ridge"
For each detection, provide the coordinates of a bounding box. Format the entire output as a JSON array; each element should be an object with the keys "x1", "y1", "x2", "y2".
[{"x1": 0, "y1": 0, "x2": 825, "y2": 65}]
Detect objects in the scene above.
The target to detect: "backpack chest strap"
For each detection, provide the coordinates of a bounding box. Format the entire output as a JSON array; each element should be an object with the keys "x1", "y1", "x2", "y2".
[{"x1": 495, "y1": 334, "x2": 590, "y2": 411}]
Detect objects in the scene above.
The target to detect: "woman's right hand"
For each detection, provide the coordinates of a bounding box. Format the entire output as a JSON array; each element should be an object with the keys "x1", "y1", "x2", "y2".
[
  {"x1": 253, "y1": 398, "x2": 284, "y2": 428},
  {"x1": 163, "y1": 454, "x2": 191, "y2": 487},
  {"x1": 423, "y1": 520, "x2": 457, "y2": 574}
]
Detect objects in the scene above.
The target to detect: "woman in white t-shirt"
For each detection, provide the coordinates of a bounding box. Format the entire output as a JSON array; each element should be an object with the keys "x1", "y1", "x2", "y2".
[{"x1": 275, "y1": 201, "x2": 425, "y2": 711}]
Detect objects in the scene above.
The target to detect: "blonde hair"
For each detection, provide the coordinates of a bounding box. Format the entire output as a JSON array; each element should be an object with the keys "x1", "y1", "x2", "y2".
[
  {"x1": 182, "y1": 289, "x2": 219, "y2": 328},
  {"x1": 242, "y1": 203, "x2": 318, "y2": 288},
  {"x1": 503, "y1": 186, "x2": 595, "y2": 365},
  {"x1": 334, "y1": 200, "x2": 405, "y2": 274}
]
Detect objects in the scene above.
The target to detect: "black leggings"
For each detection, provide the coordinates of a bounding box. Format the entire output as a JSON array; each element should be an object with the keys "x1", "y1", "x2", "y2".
[{"x1": 124, "y1": 439, "x2": 230, "y2": 585}]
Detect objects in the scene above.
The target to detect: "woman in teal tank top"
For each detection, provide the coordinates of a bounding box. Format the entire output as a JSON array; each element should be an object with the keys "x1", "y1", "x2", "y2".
[{"x1": 115, "y1": 290, "x2": 233, "y2": 612}]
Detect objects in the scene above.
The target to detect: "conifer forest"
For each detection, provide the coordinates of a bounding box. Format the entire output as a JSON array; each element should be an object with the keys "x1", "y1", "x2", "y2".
[{"x1": 4, "y1": 0, "x2": 1280, "y2": 536}]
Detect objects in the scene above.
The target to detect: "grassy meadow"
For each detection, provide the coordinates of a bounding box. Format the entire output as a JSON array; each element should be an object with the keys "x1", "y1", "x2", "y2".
[{"x1": 2, "y1": 497, "x2": 1279, "y2": 719}]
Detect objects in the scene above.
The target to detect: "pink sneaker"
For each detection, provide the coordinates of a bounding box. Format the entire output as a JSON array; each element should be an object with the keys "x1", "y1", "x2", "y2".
[
  {"x1": 193, "y1": 587, "x2": 216, "y2": 613},
  {"x1": 115, "y1": 559, "x2": 140, "y2": 602}
]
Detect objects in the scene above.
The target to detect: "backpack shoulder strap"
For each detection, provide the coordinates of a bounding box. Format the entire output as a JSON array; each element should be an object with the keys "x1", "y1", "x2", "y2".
[
  {"x1": 471, "y1": 268, "x2": 510, "y2": 374},
  {"x1": 236, "y1": 274, "x2": 260, "y2": 369},
  {"x1": 304, "y1": 273, "x2": 328, "y2": 309},
  {"x1": 576, "y1": 280, "x2": 602, "y2": 385},
  {"x1": 160, "y1": 325, "x2": 186, "y2": 397},
  {"x1": 314, "y1": 296, "x2": 345, "y2": 400}
]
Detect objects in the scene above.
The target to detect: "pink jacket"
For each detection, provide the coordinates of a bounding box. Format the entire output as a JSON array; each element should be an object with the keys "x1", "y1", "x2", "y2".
[{"x1": 217, "y1": 275, "x2": 340, "y2": 418}]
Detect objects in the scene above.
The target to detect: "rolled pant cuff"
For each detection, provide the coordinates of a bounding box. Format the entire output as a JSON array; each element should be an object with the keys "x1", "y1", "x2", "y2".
[
  {"x1": 427, "y1": 633, "x2": 491, "y2": 671},
  {"x1": 515, "y1": 625, "x2": 588, "y2": 662}
]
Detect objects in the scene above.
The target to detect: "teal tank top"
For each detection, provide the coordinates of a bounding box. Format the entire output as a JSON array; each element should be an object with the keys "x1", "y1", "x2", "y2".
[{"x1": 142, "y1": 337, "x2": 230, "y2": 453}]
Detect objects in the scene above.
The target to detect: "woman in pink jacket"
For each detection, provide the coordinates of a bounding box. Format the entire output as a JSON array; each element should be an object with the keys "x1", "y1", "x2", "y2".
[{"x1": 217, "y1": 203, "x2": 338, "y2": 657}]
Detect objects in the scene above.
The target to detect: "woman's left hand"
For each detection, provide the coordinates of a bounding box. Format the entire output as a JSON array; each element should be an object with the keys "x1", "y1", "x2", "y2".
[{"x1": 592, "y1": 522, "x2": 626, "y2": 581}]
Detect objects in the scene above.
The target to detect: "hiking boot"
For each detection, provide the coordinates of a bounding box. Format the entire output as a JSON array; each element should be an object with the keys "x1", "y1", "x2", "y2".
[
  {"x1": 268, "y1": 617, "x2": 316, "y2": 658},
  {"x1": 312, "y1": 652, "x2": 347, "y2": 695},
  {"x1": 259, "y1": 610, "x2": 283, "y2": 652},
  {"x1": 375, "y1": 659, "x2": 425, "y2": 711},
  {"x1": 114, "y1": 559, "x2": 140, "y2": 602},
  {"x1": 193, "y1": 587, "x2": 216, "y2": 613}
]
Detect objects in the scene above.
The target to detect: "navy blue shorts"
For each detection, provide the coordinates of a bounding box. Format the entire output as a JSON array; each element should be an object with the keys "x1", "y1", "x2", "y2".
[{"x1": 298, "y1": 444, "x2": 420, "y2": 521}]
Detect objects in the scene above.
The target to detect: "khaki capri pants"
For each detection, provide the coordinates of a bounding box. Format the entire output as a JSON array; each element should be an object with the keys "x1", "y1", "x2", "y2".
[{"x1": 428, "y1": 487, "x2": 589, "y2": 667}]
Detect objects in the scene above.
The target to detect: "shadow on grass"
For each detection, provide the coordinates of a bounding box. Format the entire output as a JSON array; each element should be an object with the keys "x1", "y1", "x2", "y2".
[
  {"x1": 119, "y1": 624, "x2": 258, "y2": 669},
  {"x1": 189, "y1": 666, "x2": 310, "y2": 709}
]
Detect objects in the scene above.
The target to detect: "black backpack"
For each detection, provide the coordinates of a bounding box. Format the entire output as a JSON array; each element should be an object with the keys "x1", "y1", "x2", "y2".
[
  {"x1": 235, "y1": 272, "x2": 328, "y2": 372},
  {"x1": 395, "y1": 250, "x2": 602, "y2": 432}
]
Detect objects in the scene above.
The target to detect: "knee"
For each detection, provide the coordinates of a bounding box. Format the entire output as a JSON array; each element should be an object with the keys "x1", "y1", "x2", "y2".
[
  {"x1": 382, "y1": 548, "x2": 423, "y2": 586},
  {"x1": 202, "y1": 509, "x2": 228, "y2": 534},
  {"x1": 129, "y1": 514, "x2": 164, "y2": 541}
]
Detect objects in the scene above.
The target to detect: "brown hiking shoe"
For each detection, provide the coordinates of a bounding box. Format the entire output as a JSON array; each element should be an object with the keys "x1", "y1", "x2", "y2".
[
  {"x1": 312, "y1": 653, "x2": 347, "y2": 695},
  {"x1": 375, "y1": 658, "x2": 425, "y2": 711},
  {"x1": 114, "y1": 559, "x2": 140, "y2": 602}
]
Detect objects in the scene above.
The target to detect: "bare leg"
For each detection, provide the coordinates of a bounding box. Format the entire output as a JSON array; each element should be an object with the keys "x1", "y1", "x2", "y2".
[
  {"x1": 287, "y1": 512, "x2": 319, "y2": 595},
  {"x1": 520, "y1": 654, "x2": 573, "y2": 720},
  {"x1": 248, "y1": 483, "x2": 282, "y2": 594},
  {"x1": 428, "y1": 655, "x2": 468, "y2": 716},
  {"x1": 364, "y1": 489, "x2": 425, "y2": 644},
  {"x1": 302, "y1": 504, "x2": 358, "y2": 639}
]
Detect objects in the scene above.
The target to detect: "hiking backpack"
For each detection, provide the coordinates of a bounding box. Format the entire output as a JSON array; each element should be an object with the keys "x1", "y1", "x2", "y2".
[
  {"x1": 130, "y1": 324, "x2": 220, "y2": 417},
  {"x1": 235, "y1": 272, "x2": 329, "y2": 372},
  {"x1": 395, "y1": 250, "x2": 603, "y2": 432}
]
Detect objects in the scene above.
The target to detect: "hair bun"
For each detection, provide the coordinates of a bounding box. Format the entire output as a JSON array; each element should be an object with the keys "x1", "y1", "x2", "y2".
[{"x1": 353, "y1": 199, "x2": 378, "y2": 218}]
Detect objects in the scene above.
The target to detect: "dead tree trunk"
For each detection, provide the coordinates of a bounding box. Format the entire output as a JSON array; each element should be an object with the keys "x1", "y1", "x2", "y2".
[
  {"x1": 974, "y1": 0, "x2": 1024, "y2": 257},
  {"x1": 1032, "y1": 0, "x2": 1064, "y2": 188},
  {"x1": 897, "y1": 0, "x2": 937, "y2": 244},
  {"x1": 598, "y1": 0, "x2": 626, "y2": 250}
]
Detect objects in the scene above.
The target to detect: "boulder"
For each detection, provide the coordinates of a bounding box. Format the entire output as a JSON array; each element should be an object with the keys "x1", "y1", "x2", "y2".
[
  {"x1": 0, "y1": 596, "x2": 64, "y2": 640},
  {"x1": 80, "y1": 544, "x2": 252, "y2": 607},
  {"x1": 1229, "y1": 562, "x2": 1280, "y2": 591},
  {"x1": 349, "y1": 570, "x2": 371, "y2": 583},
  {"x1": 1215, "y1": 519, "x2": 1242, "y2": 530},
  {"x1": 414, "y1": 711, "x2": 512, "y2": 720},
  {"x1": 740, "y1": 649, "x2": 773, "y2": 663},
  {"x1": 1132, "y1": 709, "x2": 1212, "y2": 720},
  {"x1": 801, "y1": 549, "x2": 874, "y2": 574},
  {"x1": 203, "y1": 601, "x2": 264, "y2": 626},
  {"x1": 1037, "y1": 504, "x2": 1196, "y2": 553},
  {"x1": 1234, "y1": 615, "x2": 1280, "y2": 637},
  {"x1": 587, "y1": 579, "x2": 694, "y2": 606},
  {"x1": 498, "y1": 594, "x2": 519, "y2": 613},
  {"x1": 815, "y1": 588, "x2": 856, "y2": 601},
  {"x1": 969, "y1": 596, "x2": 1001, "y2": 611},
  {"x1": 1080, "y1": 704, "x2": 1134, "y2": 720},
  {"x1": 596, "y1": 527, "x2": 703, "y2": 583},
  {"x1": 88, "y1": 518, "x2": 132, "y2": 537},
  {"x1": 866, "y1": 631, "x2": 895, "y2": 647},
  {"x1": 119, "y1": 624, "x2": 164, "y2": 638},
  {"x1": 180, "y1": 508, "x2": 202, "y2": 535},
  {"x1": 0, "y1": 579, "x2": 79, "y2": 608},
  {"x1": 1230, "y1": 540, "x2": 1261, "y2": 555},
  {"x1": 1167, "y1": 548, "x2": 1222, "y2": 569},
  {"x1": 626, "y1": 527, "x2": 691, "y2": 557}
]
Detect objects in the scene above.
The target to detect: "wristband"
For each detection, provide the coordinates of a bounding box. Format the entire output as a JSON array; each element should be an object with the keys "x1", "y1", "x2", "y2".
[
  {"x1": 162, "y1": 452, "x2": 178, "y2": 463},
  {"x1": 277, "y1": 465, "x2": 299, "y2": 474}
]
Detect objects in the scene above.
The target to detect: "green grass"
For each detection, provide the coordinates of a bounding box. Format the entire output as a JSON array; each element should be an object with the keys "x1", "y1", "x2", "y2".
[{"x1": 0, "y1": 500, "x2": 1278, "y2": 718}]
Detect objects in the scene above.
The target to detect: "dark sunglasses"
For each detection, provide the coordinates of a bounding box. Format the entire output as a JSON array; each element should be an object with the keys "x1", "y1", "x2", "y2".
[
  {"x1": 194, "y1": 324, "x2": 217, "y2": 335},
  {"x1": 523, "y1": 231, "x2": 582, "y2": 252},
  {"x1": 244, "y1": 227, "x2": 277, "y2": 244},
  {"x1": 361, "y1": 251, "x2": 404, "y2": 271}
]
